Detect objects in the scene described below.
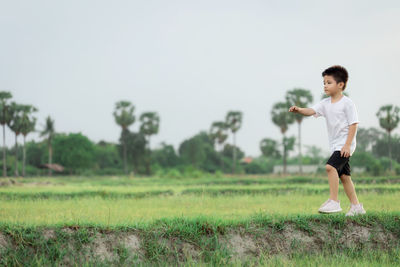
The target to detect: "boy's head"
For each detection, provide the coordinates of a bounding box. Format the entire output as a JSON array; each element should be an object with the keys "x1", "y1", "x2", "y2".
[{"x1": 322, "y1": 65, "x2": 349, "y2": 96}]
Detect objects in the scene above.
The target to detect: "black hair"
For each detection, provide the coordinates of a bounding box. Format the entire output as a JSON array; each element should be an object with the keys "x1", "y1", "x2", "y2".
[{"x1": 322, "y1": 65, "x2": 349, "y2": 90}]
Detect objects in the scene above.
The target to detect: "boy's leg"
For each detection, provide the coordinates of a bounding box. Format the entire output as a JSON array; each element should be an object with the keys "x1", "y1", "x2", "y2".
[
  {"x1": 339, "y1": 174, "x2": 359, "y2": 205},
  {"x1": 325, "y1": 164, "x2": 339, "y2": 201}
]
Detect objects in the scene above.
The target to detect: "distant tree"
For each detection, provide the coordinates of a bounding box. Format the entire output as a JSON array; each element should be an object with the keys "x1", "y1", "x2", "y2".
[
  {"x1": 139, "y1": 112, "x2": 160, "y2": 175},
  {"x1": 0, "y1": 91, "x2": 13, "y2": 177},
  {"x1": 152, "y1": 142, "x2": 180, "y2": 169},
  {"x1": 178, "y1": 131, "x2": 220, "y2": 172},
  {"x1": 222, "y1": 143, "x2": 245, "y2": 162},
  {"x1": 243, "y1": 156, "x2": 274, "y2": 174},
  {"x1": 304, "y1": 145, "x2": 323, "y2": 164},
  {"x1": 119, "y1": 130, "x2": 146, "y2": 174},
  {"x1": 39, "y1": 116, "x2": 55, "y2": 176},
  {"x1": 376, "y1": 104, "x2": 400, "y2": 172},
  {"x1": 356, "y1": 127, "x2": 384, "y2": 152},
  {"x1": 372, "y1": 133, "x2": 400, "y2": 164},
  {"x1": 282, "y1": 136, "x2": 296, "y2": 167},
  {"x1": 8, "y1": 102, "x2": 24, "y2": 177},
  {"x1": 259, "y1": 138, "x2": 281, "y2": 158},
  {"x1": 286, "y1": 88, "x2": 313, "y2": 173},
  {"x1": 179, "y1": 133, "x2": 207, "y2": 168},
  {"x1": 20, "y1": 105, "x2": 38, "y2": 177},
  {"x1": 209, "y1": 121, "x2": 228, "y2": 152},
  {"x1": 53, "y1": 133, "x2": 95, "y2": 174},
  {"x1": 271, "y1": 101, "x2": 295, "y2": 174},
  {"x1": 113, "y1": 101, "x2": 135, "y2": 175},
  {"x1": 25, "y1": 140, "x2": 46, "y2": 168},
  {"x1": 209, "y1": 121, "x2": 228, "y2": 170},
  {"x1": 225, "y1": 111, "x2": 243, "y2": 174},
  {"x1": 94, "y1": 140, "x2": 122, "y2": 170}
]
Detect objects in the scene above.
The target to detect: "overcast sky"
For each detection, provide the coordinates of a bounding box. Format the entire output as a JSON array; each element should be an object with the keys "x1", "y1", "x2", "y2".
[{"x1": 1, "y1": 0, "x2": 400, "y2": 157}]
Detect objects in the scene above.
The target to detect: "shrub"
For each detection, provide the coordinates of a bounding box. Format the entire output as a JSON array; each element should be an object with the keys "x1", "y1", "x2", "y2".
[{"x1": 164, "y1": 168, "x2": 182, "y2": 179}]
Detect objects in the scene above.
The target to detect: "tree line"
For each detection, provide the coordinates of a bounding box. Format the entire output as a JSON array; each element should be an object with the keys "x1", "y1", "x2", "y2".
[{"x1": 1, "y1": 90, "x2": 399, "y2": 177}]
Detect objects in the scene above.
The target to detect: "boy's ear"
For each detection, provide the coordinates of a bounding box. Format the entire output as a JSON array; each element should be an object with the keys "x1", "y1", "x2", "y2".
[{"x1": 338, "y1": 81, "x2": 345, "y2": 90}]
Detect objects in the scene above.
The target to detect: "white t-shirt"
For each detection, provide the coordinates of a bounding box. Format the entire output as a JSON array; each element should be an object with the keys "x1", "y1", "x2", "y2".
[{"x1": 310, "y1": 95, "x2": 360, "y2": 156}]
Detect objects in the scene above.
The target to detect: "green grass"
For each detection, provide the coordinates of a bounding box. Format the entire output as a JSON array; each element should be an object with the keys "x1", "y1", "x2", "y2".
[
  {"x1": 0, "y1": 190, "x2": 400, "y2": 226},
  {"x1": 252, "y1": 249, "x2": 400, "y2": 267},
  {"x1": 0, "y1": 175, "x2": 400, "y2": 265},
  {"x1": 1, "y1": 175, "x2": 400, "y2": 226},
  {"x1": 0, "y1": 212, "x2": 399, "y2": 266},
  {"x1": 1, "y1": 184, "x2": 400, "y2": 202},
  {"x1": 0, "y1": 189, "x2": 174, "y2": 200},
  {"x1": 6, "y1": 174, "x2": 400, "y2": 186}
]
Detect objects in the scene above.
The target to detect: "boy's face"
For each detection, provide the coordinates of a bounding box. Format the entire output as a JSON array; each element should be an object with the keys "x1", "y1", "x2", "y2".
[{"x1": 323, "y1": 75, "x2": 344, "y2": 96}]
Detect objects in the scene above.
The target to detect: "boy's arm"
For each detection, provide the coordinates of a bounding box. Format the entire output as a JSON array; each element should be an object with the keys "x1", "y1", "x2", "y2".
[
  {"x1": 288, "y1": 106, "x2": 316, "y2": 116},
  {"x1": 340, "y1": 123, "x2": 358, "y2": 157}
]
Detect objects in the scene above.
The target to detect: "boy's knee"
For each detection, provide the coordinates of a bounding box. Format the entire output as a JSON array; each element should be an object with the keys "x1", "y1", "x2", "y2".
[
  {"x1": 340, "y1": 174, "x2": 351, "y2": 182},
  {"x1": 325, "y1": 164, "x2": 335, "y2": 173}
]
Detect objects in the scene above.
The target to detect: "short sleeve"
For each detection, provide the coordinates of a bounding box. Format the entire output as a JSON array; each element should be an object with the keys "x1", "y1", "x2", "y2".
[
  {"x1": 345, "y1": 100, "x2": 360, "y2": 125},
  {"x1": 310, "y1": 100, "x2": 325, "y2": 118}
]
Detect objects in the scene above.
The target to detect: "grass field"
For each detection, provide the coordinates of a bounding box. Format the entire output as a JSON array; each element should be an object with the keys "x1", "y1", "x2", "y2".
[{"x1": 0, "y1": 175, "x2": 399, "y2": 266}]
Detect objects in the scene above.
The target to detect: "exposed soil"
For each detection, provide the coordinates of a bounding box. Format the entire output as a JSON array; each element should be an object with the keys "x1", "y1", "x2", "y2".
[{"x1": 0, "y1": 221, "x2": 398, "y2": 265}]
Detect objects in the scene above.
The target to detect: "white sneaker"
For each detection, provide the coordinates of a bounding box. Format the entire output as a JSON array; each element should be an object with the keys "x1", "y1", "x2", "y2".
[
  {"x1": 318, "y1": 199, "x2": 342, "y2": 213},
  {"x1": 319, "y1": 198, "x2": 332, "y2": 210},
  {"x1": 345, "y1": 203, "x2": 366, "y2": 216}
]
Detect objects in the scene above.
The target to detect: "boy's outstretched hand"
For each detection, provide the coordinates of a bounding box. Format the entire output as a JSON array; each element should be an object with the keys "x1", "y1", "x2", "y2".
[{"x1": 289, "y1": 106, "x2": 300, "y2": 113}]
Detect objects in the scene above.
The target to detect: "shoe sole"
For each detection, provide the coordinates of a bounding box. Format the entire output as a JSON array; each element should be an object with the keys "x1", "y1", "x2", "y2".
[
  {"x1": 318, "y1": 208, "x2": 342, "y2": 213},
  {"x1": 345, "y1": 211, "x2": 366, "y2": 216}
]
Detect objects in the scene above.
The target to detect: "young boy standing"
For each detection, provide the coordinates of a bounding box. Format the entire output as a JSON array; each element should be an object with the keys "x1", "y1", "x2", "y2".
[{"x1": 289, "y1": 65, "x2": 366, "y2": 216}]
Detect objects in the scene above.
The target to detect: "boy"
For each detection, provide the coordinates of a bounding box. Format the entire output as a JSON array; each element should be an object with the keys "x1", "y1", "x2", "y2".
[{"x1": 288, "y1": 65, "x2": 366, "y2": 216}]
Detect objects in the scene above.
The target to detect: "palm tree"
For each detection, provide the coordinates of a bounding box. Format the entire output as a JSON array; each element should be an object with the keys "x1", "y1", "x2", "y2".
[
  {"x1": 8, "y1": 102, "x2": 24, "y2": 177},
  {"x1": 39, "y1": 116, "x2": 55, "y2": 176},
  {"x1": 282, "y1": 136, "x2": 296, "y2": 167},
  {"x1": 0, "y1": 91, "x2": 13, "y2": 177},
  {"x1": 286, "y1": 88, "x2": 313, "y2": 174},
  {"x1": 376, "y1": 104, "x2": 400, "y2": 172},
  {"x1": 271, "y1": 101, "x2": 295, "y2": 175},
  {"x1": 139, "y1": 112, "x2": 160, "y2": 175},
  {"x1": 20, "y1": 105, "x2": 38, "y2": 177},
  {"x1": 209, "y1": 121, "x2": 229, "y2": 170},
  {"x1": 225, "y1": 111, "x2": 243, "y2": 174},
  {"x1": 113, "y1": 101, "x2": 135, "y2": 175}
]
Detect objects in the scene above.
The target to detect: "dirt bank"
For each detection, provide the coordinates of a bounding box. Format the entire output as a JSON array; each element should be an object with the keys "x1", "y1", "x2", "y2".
[{"x1": 0, "y1": 214, "x2": 399, "y2": 266}]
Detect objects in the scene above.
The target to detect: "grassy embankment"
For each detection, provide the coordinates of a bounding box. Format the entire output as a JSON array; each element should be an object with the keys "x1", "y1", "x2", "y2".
[{"x1": 0, "y1": 175, "x2": 399, "y2": 266}]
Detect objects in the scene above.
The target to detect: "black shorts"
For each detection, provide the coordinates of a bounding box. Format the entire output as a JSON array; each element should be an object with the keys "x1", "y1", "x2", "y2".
[{"x1": 326, "y1": 151, "x2": 351, "y2": 177}]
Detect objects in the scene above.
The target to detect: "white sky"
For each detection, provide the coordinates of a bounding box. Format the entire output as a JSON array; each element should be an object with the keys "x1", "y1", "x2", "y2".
[{"x1": 1, "y1": 0, "x2": 400, "y2": 157}]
